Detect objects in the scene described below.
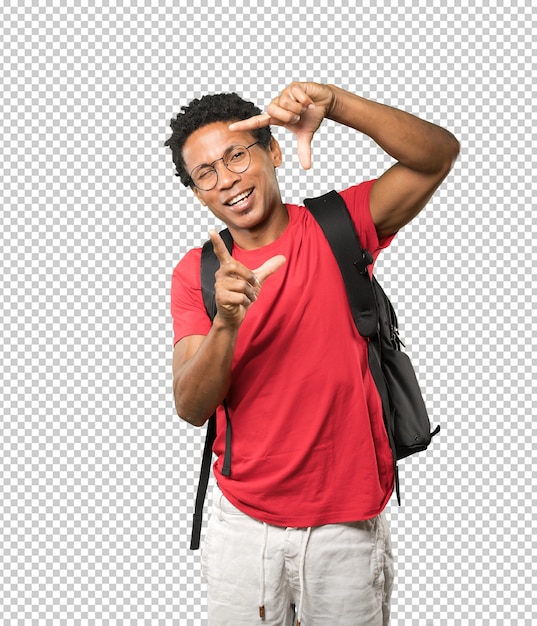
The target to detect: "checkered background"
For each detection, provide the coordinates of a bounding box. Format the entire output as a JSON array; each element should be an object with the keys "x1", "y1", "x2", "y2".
[{"x1": 0, "y1": 0, "x2": 535, "y2": 624}]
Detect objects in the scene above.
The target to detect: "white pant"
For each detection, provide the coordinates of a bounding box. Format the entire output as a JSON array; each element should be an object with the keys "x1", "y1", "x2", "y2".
[{"x1": 201, "y1": 484, "x2": 394, "y2": 626}]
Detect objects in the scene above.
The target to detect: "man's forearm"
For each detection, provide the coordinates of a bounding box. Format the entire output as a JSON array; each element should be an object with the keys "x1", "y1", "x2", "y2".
[
  {"x1": 326, "y1": 85, "x2": 459, "y2": 174},
  {"x1": 173, "y1": 318, "x2": 239, "y2": 427}
]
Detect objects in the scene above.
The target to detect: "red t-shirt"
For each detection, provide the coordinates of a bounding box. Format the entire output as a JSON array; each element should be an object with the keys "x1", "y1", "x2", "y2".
[{"x1": 171, "y1": 181, "x2": 395, "y2": 526}]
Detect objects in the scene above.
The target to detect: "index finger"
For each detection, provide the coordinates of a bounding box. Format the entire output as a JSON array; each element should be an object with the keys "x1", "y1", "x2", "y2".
[
  {"x1": 209, "y1": 229, "x2": 233, "y2": 265},
  {"x1": 228, "y1": 113, "x2": 272, "y2": 132}
]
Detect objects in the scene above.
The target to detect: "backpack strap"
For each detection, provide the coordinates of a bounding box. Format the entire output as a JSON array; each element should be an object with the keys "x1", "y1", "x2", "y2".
[
  {"x1": 200, "y1": 229, "x2": 233, "y2": 475},
  {"x1": 304, "y1": 190, "x2": 400, "y2": 503},
  {"x1": 200, "y1": 228, "x2": 233, "y2": 318},
  {"x1": 189, "y1": 414, "x2": 215, "y2": 550},
  {"x1": 190, "y1": 229, "x2": 234, "y2": 550},
  {"x1": 303, "y1": 191, "x2": 378, "y2": 338}
]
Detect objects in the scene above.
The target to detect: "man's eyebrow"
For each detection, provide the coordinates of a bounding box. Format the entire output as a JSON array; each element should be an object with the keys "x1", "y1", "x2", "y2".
[
  {"x1": 193, "y1": 160, "x2": 214, "y2": 170},
  {"x1": 193, "y1": 144, "x2": 243, "y2": 169}
]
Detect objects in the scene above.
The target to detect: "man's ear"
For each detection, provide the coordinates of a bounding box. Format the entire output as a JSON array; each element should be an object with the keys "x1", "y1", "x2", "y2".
[{"x1": 269, "y1": 137, "x2": 283, "y2": 168}]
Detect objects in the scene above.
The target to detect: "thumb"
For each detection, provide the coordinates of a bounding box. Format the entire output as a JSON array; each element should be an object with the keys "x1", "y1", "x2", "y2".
[
  {"x1": 253, "y1": 255, "x2": 286, "y2": 285},
  {"x1": 296, "y1": 135, "x2": 313, "y2": 170}
]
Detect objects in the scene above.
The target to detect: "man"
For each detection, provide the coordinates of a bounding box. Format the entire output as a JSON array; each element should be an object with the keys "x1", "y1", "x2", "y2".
[{"x1": 166, "y1": 82, "x2": 459, "y2": 626}]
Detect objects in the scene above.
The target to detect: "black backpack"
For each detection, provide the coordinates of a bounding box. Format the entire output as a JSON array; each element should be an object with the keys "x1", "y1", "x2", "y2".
[{"x1": 189, "y1": 190, "x2": 439, "y2": 549}]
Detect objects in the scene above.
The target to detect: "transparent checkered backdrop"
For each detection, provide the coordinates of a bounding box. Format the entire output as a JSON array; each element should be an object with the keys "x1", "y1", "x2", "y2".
[{"x1": 0, "y1": 0, "x2": 535, "y2": 624}]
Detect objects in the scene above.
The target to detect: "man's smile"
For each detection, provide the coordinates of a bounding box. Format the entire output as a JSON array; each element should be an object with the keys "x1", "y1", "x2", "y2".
[{"x1": 227, "y1": 188, "x2": 254, "y2": 207}]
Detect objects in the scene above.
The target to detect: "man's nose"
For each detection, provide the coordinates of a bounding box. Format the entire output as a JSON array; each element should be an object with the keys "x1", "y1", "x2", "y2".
[{"x1": 215, "y1": 161, "x2": 241, "y2": 188}]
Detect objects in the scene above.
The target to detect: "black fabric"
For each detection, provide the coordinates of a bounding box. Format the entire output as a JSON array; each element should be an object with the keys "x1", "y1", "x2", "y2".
[
  {"x1": 200, "y1": 229, "x2": 233, "y2": 319},
  {"x1": 371, "y1": 280, "x2": 440, "y2": 459},
  {"x1": 189, "y1": 413, "x2": 216, "y2": 550}
]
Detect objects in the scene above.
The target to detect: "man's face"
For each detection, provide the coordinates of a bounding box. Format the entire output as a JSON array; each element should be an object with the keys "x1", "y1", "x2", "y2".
[{"x1": 182, "y1": 122, "x2": 284, "y2": 236}]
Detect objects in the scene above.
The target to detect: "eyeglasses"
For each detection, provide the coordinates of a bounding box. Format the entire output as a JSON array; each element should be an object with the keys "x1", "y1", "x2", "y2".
[{"x1": 188, "y1": 141, "x2": 260, "y2": 191}]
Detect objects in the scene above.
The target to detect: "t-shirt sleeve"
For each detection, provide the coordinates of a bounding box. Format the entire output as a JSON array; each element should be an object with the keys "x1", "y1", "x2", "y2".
[
  {"x1": 170, "y1": 248, "x2": 212, "y2": 345},
  {"x1": 339, "y1": 181, "x2": 396, "y2": 262}
]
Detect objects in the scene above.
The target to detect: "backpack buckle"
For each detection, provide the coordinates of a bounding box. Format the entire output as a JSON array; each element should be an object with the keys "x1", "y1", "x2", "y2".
[{"x1": 354, "y1": 250, "x2": 374, "y2": 274}]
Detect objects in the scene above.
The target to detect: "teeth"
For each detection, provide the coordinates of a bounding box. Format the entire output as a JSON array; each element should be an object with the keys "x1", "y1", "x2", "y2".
[{"x1": 229, "y1": 189, "x2": 252, "y2": 206}]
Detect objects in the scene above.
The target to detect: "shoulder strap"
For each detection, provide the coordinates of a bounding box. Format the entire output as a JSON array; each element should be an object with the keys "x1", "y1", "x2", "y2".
[
  {"x1": 190, "y1": 229, "x2": 233, "y2": 550},
  {"x1": 303, "y1": 191, "x2": 378, "y2": 338},
  {"x1": 201, "y1": 228, "x2": 233, "y2": 319},
  {"x1": 189, "y1": 414, "x2": 215, "y2": 550},
  {"x1": 200, "y1": 228, "x2": 234, "y2": 476},
  {"x1": 304, "y1": 190, "x2": 400, "y2": 503}
]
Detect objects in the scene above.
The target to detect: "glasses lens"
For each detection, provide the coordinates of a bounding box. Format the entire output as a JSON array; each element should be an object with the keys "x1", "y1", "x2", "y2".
[
  {"x1": 191, "y1": 166, "x2": 217, "y2": 191},
  {"x1": 191, "y1": 144, "x2": 254, "y2": 190},
  {"x1": 224, "y1": 145, "x2": 250, "y2": 173}
]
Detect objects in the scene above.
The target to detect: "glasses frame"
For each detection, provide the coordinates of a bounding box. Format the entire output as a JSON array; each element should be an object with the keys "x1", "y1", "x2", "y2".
[{"x1": 188, "y1": 141, "x2": 260, "y2": 190}]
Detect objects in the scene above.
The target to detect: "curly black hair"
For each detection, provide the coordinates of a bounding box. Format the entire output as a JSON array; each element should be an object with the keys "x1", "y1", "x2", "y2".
[{"x1": 164, "y1": 92, "x2": 273, "y2": 187}]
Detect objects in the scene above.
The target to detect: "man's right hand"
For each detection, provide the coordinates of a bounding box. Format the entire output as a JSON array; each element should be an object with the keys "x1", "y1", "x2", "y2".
[
  {"x1": 210, "y1": 229, "x2": 286, "y2": 328},
  {"x1": 229, "y1": 81, "x2": 335, "y2": 170}
]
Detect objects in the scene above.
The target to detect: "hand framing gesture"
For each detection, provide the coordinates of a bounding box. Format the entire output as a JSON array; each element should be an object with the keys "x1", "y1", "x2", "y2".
[{"x1": 229, "y1": 82, "x2": 335, "y2": 170}]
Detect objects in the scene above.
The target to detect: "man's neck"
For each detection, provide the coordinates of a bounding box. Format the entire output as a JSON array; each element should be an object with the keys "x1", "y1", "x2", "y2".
[{"x1": 228, "y1": 203, "x2": 289, "y2": 250}]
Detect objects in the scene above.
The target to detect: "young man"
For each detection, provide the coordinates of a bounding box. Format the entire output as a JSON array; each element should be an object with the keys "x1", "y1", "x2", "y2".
[{"x1": 166, "y1": 82, "x2": 459, "y2": 626}]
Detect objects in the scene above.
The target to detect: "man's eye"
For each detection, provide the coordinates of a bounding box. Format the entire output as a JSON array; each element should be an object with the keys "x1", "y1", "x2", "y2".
[
  {"x1": 197, "y1": 168, "x2": 213, "y2": 179},
  {"x1": 229, "y1": 149, "x2": 246, "y2": 161}
]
